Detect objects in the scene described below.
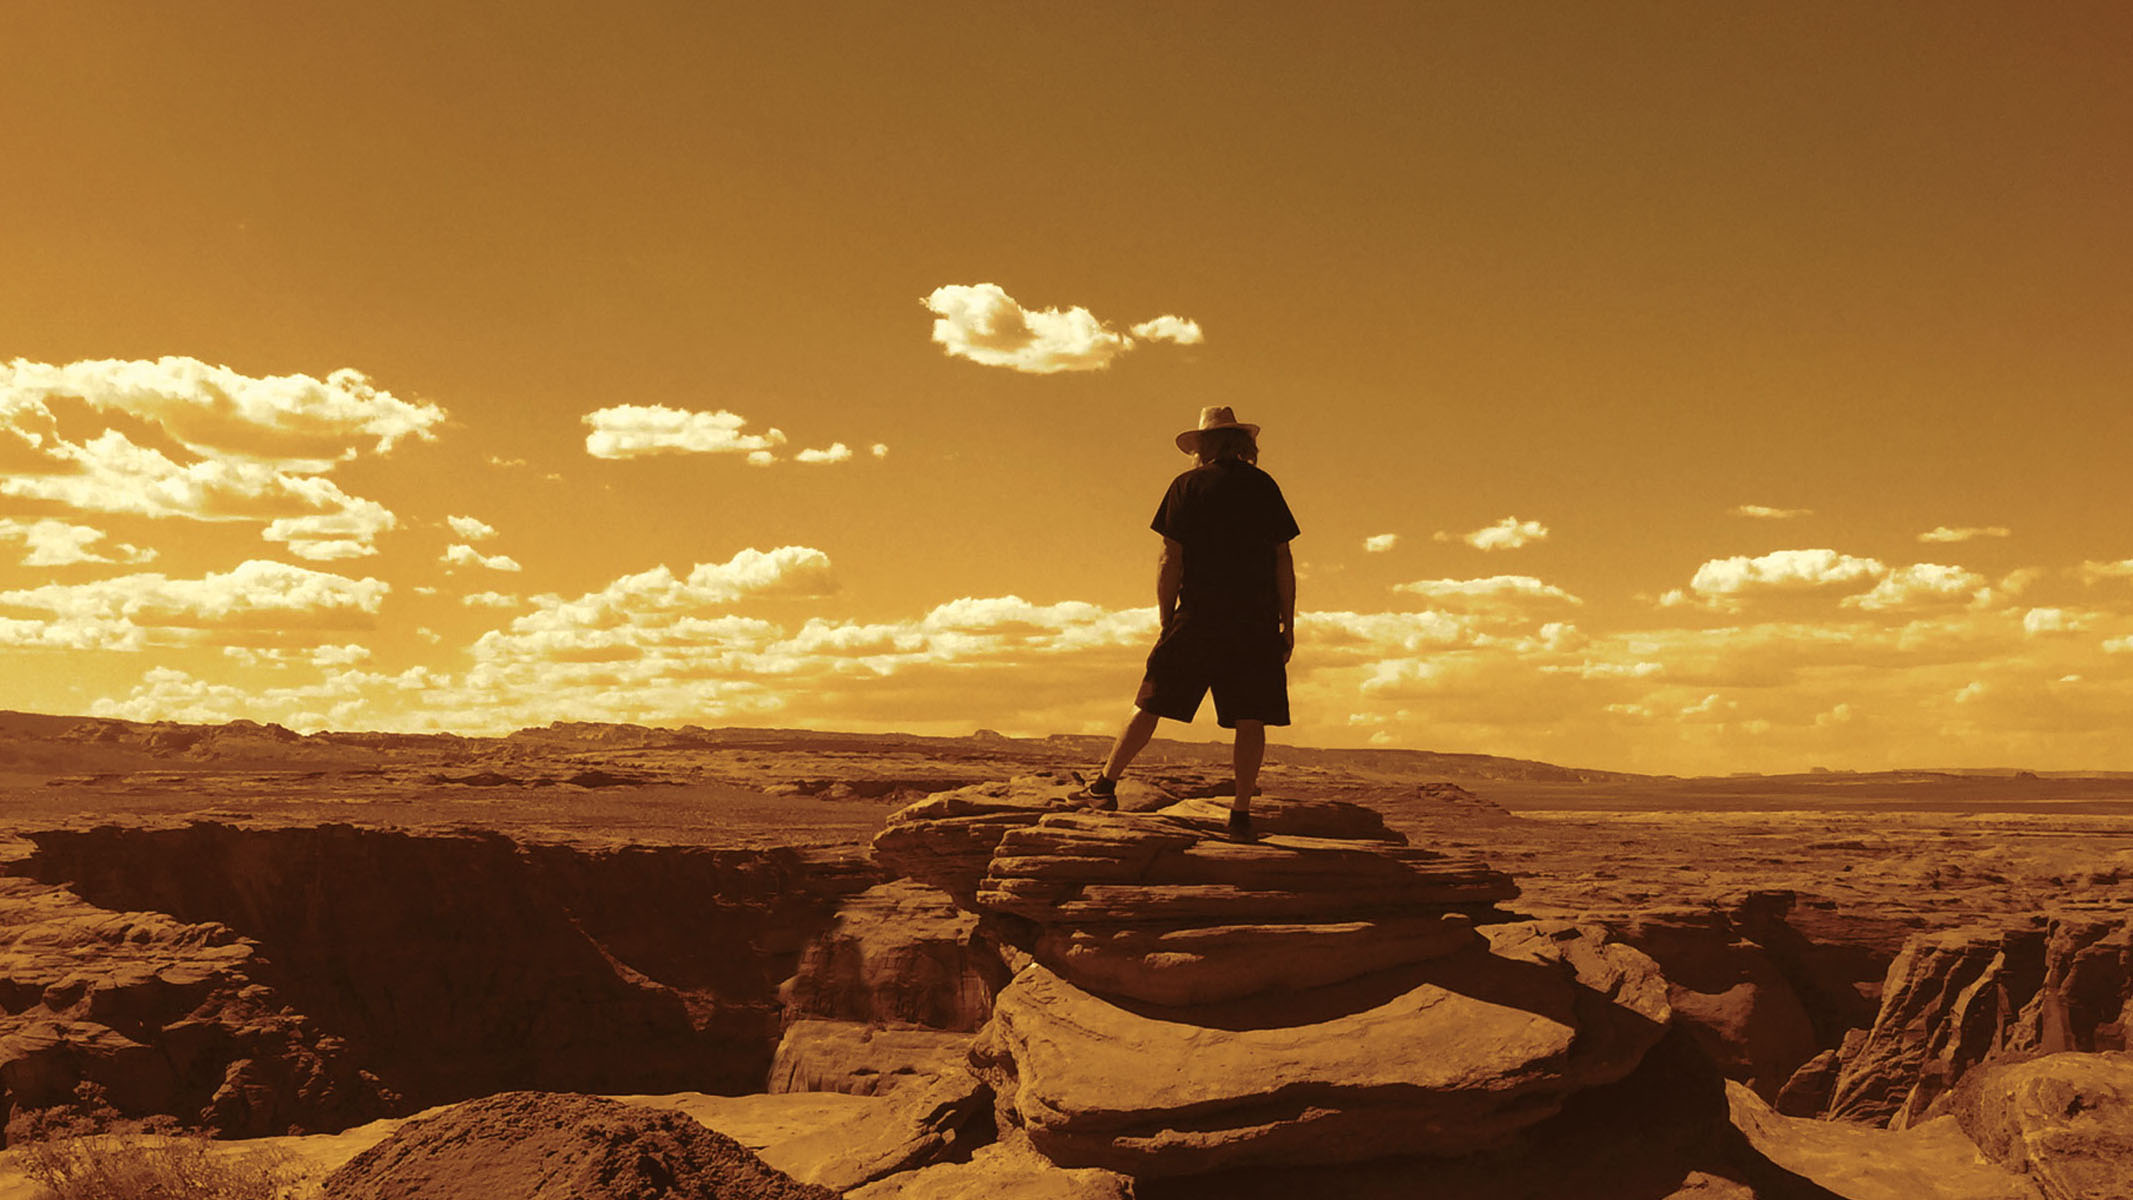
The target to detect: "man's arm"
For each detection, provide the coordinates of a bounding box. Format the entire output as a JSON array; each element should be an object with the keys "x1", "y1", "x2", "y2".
[
  {"x1": 1158, "y1": 537, "x2": 1184, "y2": 631},
  {"x1": 1275, "y1": 542, "x2": 1296, "y2": 662}
]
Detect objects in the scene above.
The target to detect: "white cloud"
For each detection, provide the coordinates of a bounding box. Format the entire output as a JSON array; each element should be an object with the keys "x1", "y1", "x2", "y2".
[
  {"x1": 582, "y1": 405, "x2": 787, "y2": 461},
  {"x1": 441, "y1": 544, "x2": 522, "y2": 573},
  {"x1": 1363, "y1": 533, "x2": 1399, "y2": 553},
  {"x1": 462, "y1": 591, "x2": 521, "y2": 608},
  {"x1": 871, "y1": 443, "x2": 889, "y2": 459},
  {"x1": 1687, "y1": 549, "x2": 1886, "y2": 599},
  {"x1": 2022, "y1": 607, "x2": 2092, "y2": 636},
  {"x1": 2078, "y1": 559, "x2": 2133, "y2": 586},
  {"x1": 263, "y1": 497, "x2": 397, "y2": 561},
  {"x1": 1, "y1": 357, "x2": 443, "y2": 469},
  {"x1": 796, "y1": 442, "x2": 853, "y2": 464},
  {"x1": 922, "y1": 283, "x2": 1134, "y2": 374},
  {"x1": 1438, "y1": 517, "x2": 1549, "y2": 551},
  {"x1": 0, "y1": 560, "x2": 389, "y2": 650},
  {"x1": 486, "y1": 456, "x2": 527, "y2": 468},
  {"x1": 1919, "y1": 525, "x2": 2011, "y2": 543},
  {"x1": 1393, "y1": 575, "x2": 1582, "y2": 605},
  {"x1": 1842, "y1": 563, "x2": 1987, "y2": 612},
  {"x1": 447, "y1": 515, "x2": 498, "y2": 541},
  {"x1": 309, "y1": 643, "x2": 371, "y2": 668},
  {"x1": 1129, "y1": 315, "x2": 1205, "y2": 345},
  {"x1": 0, "y1": 518, "x2": 157, "y2": 567},
  {"x1": 1733, "y1": 505, "x2": 1813, "y2": 520}
]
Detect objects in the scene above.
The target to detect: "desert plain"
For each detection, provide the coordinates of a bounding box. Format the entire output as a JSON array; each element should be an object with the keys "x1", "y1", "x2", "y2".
[{"x1": 0, "y1": 709, "x2": 2125, "y2": 1199}]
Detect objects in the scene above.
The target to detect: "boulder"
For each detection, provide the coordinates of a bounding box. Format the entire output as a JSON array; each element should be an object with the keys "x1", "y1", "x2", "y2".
[
  {"x1": 848, "y1": 1131, "x2": 1137, "y2": 1200},
  {"x1": 1827, "y1": 916, "x2": 2132, "y2": 1127},
  {"x1": 1951, "y1": 1051, "x2": 2133, "y2": 1200},
  {"x1": 767, "y1": 1018, "x2": 973, "y2": 1096},
  {"x1": 758, "y1": 1068, "x2": 995, "y2": 1191},
  {"x1": 1153, "y1": 796, "x2": 1407, "y2": 843},
  {"x1": 970, "y1": 920, "x2": 1670, "y2": 1176},
  {"x1": 780, "y1": 879, "x2": 1000, "y2": 1031},
  {"x1": 976, "y1": 811, "x2": 1514, "y2": 1005}
]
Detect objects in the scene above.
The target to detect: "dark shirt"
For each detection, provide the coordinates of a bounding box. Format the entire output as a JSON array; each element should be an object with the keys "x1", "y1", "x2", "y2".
[{"x1": 1150, "y1": 459, "x2": 1300, "y2": 630}]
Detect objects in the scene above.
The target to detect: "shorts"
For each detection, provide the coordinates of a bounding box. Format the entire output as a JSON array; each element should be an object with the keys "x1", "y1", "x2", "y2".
[{"x1": 1134, "y1": 620, "x2": 1289, "y2": 728}]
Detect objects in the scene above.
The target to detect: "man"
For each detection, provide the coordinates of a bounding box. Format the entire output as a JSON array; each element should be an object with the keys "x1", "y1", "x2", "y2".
[{"x1": 1077, "y1": 406, "x2": 1299, "y2": 842}]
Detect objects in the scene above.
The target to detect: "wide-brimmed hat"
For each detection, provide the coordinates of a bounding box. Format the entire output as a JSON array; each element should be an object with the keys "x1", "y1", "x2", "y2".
[{"x1": 1174, "y1": 405, "x2": 1261, "y2": 454}]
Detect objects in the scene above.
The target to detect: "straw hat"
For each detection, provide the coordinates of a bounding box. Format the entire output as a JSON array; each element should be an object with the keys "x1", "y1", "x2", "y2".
[{"x1": 1174, "y1": 405, "x2": 1261, "y2": 454}]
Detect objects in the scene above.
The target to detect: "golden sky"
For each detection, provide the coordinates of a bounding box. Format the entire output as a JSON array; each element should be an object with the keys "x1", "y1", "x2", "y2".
[{"x1": 4, "y1": 2, "x2": 2130, "y2": 773}]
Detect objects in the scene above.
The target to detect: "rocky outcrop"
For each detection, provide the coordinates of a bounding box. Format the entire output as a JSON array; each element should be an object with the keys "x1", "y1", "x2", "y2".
[
  {"x1": 1608, "y1": 905, "x2": 1821, "y2": 1098},
  {"x1": 872, "y1": 776, "x2": 1087, "y2": 905},
  {"x1": 0, "y1": 877, "x2": 395, "y2": 1141},
  {"x1": 1, "y1": 823, "x2": 877, "y2": 1134},
  {"x1": 757, "y1": 1069, "x2": 995, "y2": 1191},
  {"x1": 779, "y1": 879, "x2": 1000, "y2": 1031},
  {"x1": 1824, "y1": 915, "x2": 2132, "y2": 1127},
  {"x1": 980, "y1": 810, "x2": 1509, "y2": 1006},
  {"x1": 1952, "y1": 1052, "x2": 2133, "y2": 1200},
  {"x1": 766, "y1": 1019, "x2": 974, "y2": 1096},
  {"x1": 847, "y1": 1131, "x2": 1138, "y2": 1199},
  {"x1": 1725, "y1": 1079, "x2": 2044, "y2": 1200},
  {"x1": 970, "y1": 921, "x2": 1671, "y2": 1176}
]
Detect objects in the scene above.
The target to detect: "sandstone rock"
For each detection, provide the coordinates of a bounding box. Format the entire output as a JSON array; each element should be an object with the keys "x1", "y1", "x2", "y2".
[
  {"x1": 873, "y1": 775, "x2": 1088, "y2": 905},
  {"x1": 1952, "y1": 1051, "x2": 2133, "y2": 1200},
  {"x1": 1726, "y1": 1079, "x2": 2043, "y2": 1200},
  {"x1": 1610, "y1": 906, "x2": 1820, "y2": 1098},
  {"x1": 322, "y1": 1091, "x2": 837, "y2": 1199},
  {"x1": 780, "y1": 879, "x2": 1000, "y2": 1031},
  {"x1": 1153, "y1": 796, "x2": 1407, "y2": 842},
  {"x1": 767, "y1": 1018, "x2": 973, "y2": 1096},
  {"x1": 1774, "y1": 1046, "x2": 1844, "y2": 1117},
  {"x1": 759, "y1": 1068, "x2": 994, "y2": 1191},
  {"x1": 848, "y1": 1130, "x2": 1137, "y2": 1200},
  {"x1": 1828, "y1": 916, "x2": 2132, "y2": 1127},
  {"x1": 971, "y1": 920, "x2": 1670, "y2": 1176},
  {"x1": 973, "y1": 811, "x2": 1513, "y2": 1005}
]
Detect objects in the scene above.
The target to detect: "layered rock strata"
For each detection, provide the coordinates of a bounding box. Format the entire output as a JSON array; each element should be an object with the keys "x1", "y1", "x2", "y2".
[
  {"x1": 970, "y1": 921, "x2": 1671, "y2": 1176},
  {"x1": 979, "y1": 810, "x2": 1511, "y2": 1005},
  {"x1": 1823, "y1": 915, "x2": 2132, "y2": 1127}
]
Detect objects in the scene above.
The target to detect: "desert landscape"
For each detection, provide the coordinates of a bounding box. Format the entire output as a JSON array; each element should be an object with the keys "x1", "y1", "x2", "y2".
[{"x1": 0, "y1": 710, "x2": 2124, "y2": 1198}]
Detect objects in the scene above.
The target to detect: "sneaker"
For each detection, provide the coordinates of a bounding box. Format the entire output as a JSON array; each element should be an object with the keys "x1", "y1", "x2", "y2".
[
  {"x1": 1226, "y1": 808, "x2": 1258, "y2": 843},
  {"x1": 1071, "y1": 771, "x2": 1118, "y2": 811}
]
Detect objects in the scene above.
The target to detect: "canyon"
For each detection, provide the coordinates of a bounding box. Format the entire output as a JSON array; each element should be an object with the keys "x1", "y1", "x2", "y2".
[{"x1": 0, "y1": 711, "x2": 2128, "y2": 1197}]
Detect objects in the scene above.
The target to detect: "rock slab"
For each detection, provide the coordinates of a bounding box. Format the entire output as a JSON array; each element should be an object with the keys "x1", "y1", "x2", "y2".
[{"x1": 971, "y1": 920, "x2": 1669, "y2": 1176}]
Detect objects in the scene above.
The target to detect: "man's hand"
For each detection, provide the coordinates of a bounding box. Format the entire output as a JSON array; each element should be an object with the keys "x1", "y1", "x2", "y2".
[{"x1": 1280, "y1": 623, "x2": 1294, "y2": 663}]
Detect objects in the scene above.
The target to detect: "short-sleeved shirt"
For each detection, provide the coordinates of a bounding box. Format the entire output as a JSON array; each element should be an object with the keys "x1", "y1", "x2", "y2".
[{"x1": 1150, "y1": 459, "x2": 1300, "y2": 630}]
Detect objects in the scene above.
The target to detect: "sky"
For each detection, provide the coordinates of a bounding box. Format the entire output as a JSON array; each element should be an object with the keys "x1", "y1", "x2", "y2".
[{"x1": 3, "y1": 2, "x2": 2130, "y2": 774}]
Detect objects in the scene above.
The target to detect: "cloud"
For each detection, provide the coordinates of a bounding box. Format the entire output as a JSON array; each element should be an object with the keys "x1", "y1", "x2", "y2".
[
  {"x1": 447, "y1": 514, "x2": 498, "y2": 541},
  {"x1": 1, "y1": 357, "x2": 444, "y2": 469},
  {"x1": 263, "y1": 497, "x2": 397, "y2": 561},
  {"x1": 1393, "y1": 575, "x2": 1582, "y2": 605},
  {"x1": 486, "y1": 456, "x2": 527, "y2": 468},
  {"x1": 1919, "y1": 525, "x2": 2011, "y2": 543},
  {"x1": 1733, "y1": 505, "x2": 1813, "y2": 520},
  {"x1": 1437, "y1": 517, "x2": 1548, "y2": 551},
  {"x1": 2022, "y1": 607, "x2": 2093, "y2": 636},
  {"x1": 796, "y1": 443, "x2": 853, "y2": 465},
  {"x1": 441, "y1": 544, "x2": 522, "y2": 572},
  {"x1": 0, "y1": 560, "x2": 389, "y2": 650},
  {"x1": 922, "y1": 283, "x2": 1199, "y2": 375},
  {"x1": 1841, "y1": 563, "x2": 1987, "y2": 612},
  {"x1": 1363, "y1": 533, "x2": 1399, "y2": 553},
  {"x1": 871, "y1": 443, "x2": 889, "y2": 459},
  {"x1": 1129, "y1": 315, "x2": 1205, "y2": 345},
  {"x1": 582, "y1": 405, "x2": 788, "y2": 461},
  {"x1": 0, "y1": 518, "x2": 157, "y2": 567},
  {"x1": 1686, "y1": 549, "x2": 1886, "y2": 600},
  {"x1": 2078, "y1": 559, "x2": 2133, "y2": 586},
  {"x1": 462, "y1": 591, "x2": 521, "y2": 608}
]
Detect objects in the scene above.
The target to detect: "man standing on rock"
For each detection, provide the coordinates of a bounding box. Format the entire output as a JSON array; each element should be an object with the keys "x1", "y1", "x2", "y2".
[{"x1": 1076, "y1": 406, "x2": 1299, "y2": 843}]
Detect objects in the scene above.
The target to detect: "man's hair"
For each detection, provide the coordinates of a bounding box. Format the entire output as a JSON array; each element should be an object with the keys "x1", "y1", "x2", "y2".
[{"x1": 1195, "y1": 426, "x2": 1259, "y2": 465}]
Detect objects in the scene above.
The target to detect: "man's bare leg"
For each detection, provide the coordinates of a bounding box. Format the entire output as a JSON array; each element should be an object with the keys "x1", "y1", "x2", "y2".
[
  {"x1": 1232, "y1": 719, "x2": 1265, "y2": 812},
  {"x1": 1102, "y1": 707, "x2": 1162, "y2": 782}
]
